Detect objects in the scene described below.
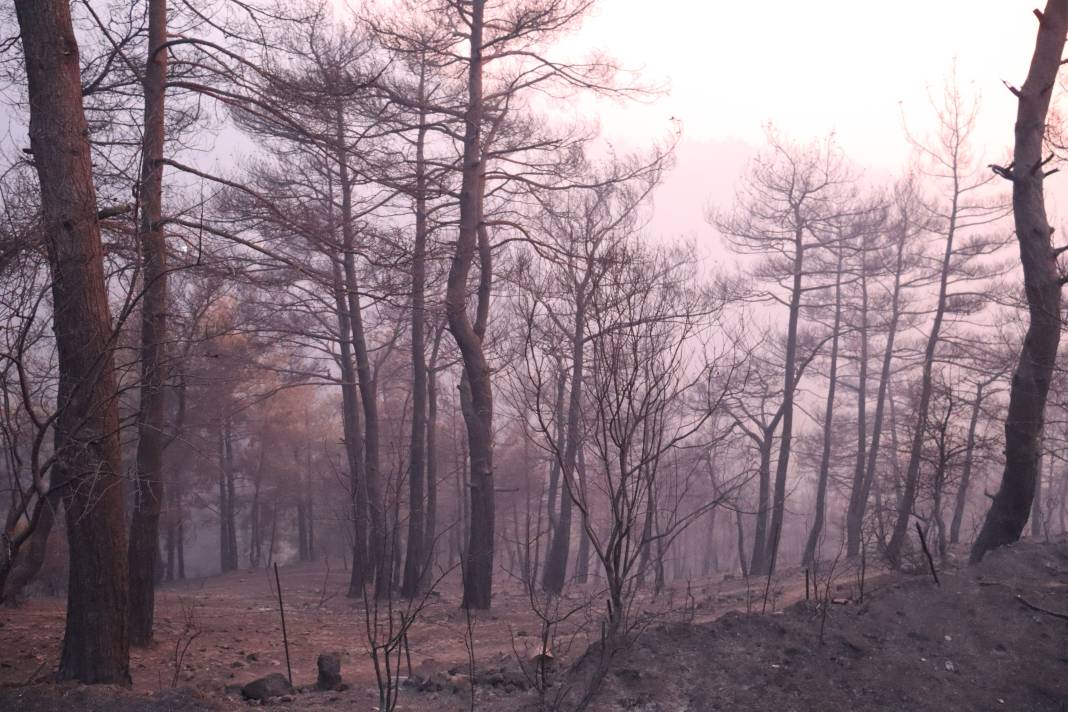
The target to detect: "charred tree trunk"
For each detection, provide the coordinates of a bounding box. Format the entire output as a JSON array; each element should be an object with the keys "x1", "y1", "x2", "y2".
[
  {"x1": 219, "y1": 415, "x2": 238, "y2": 573},
  {"x1": 803, "y1": 249, "x2": 844, "y2": 566},
  {"x1": 765, "y1": 228, "x2": 805, "y2": 575},
  {"x1": 575, "y1": 446, "x2": 591, "y2": 584},
  {"x1": 950, "y1": 381, "x2": 985, "y2": 544},
  {"x1": 450, "y1": 0, "x2": 495, "y2": 609},
  {"x1": 422, "y1": 327, "x2": 444, "y2": 581},
  {"x1": 735, "y1": 509, "x2": 749, "y2": 578},
  {"x1": 972, "y1": 3, "x2": 1068, "y2": 562},
  {"x1": 127, "y1": 0, "x2": 169, "y2": 647},
  {"x1": 335, "y1": 106, "x2": 386, "y2": 596},
  {"x1": 845, "y1": 260, "x2": 870, "y2": 558},
  {"x1": 402, "y1": 95, "x2": 430, "y2": 598},
  {"x1": 750, "y1": 435, "x2": 773, "y2": 575},
  {"x1": 848, "y1": 217, "x2": 907, "y2": 555},
  {"x1": 331, "y1": 256, "x2": 368, "y2": 594},
  {"x1": 543, "y1": 369, "x2": 566, "y2": 558},
  {"x1": 1, "y1": 487, "x2": 62, "y2": 602},
  {"x1": 887, "y1": 179, "x2": 960, "y2": 566},
  {"x1": 543, "y1": 287, "x2": 588, "y2": 594},
  {"x1": 15, "y1": 0, "x2": 130, "y2": 683}
]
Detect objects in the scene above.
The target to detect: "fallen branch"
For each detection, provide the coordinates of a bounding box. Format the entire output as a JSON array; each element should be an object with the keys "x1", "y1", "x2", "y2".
[
  {"x1": 1016, "y1": 594, "x2": 1068, "y2": 621},
  {"x1": 274, "y1": 563, "x2": 293, "y2": 686},
  {"x1": 914, "y1": 522, "x2": 940, "y2": 587}
]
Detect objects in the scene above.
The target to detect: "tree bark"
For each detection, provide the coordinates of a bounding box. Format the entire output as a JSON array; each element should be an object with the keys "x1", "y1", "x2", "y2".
[
  {"x1": 749, "y1": 435, "x2": 772, "y2": 575},
  {"x1": 887, "y1": 168, "x2": 961, "y2": 566},
  {"x1": 333, "y1": 258, "x2": 369, "y2": 593},
  {"x1": 219, "y1": 414, "x2": 238, "y2": 573},
  {"x1": 449, "y1": 0, "x2": 495, "y2": 609},
  {"x1": 128, "y1": 0, "x2": 169, "y2": 646},
  {"x1": 803, "y1": 248, "x2": 844, "y2": 566},
  {"x1": 422, "y1": 326, "x2": 444, "y2": 581},
  {"x1": 847, "y1": 216, "x2": 908, "y2": 555},
  {"x1": 15, "y1": 0, "x2": 130, "y2": 683},
  {"x1": 950, "y1": 381, "x2": 985, "y2": 544},
  {"x1": 764, "y1": 225, "x2": 805, "y2": 575},
  {"x1": 402, "y1": 90, "x2": 430, "y2": 598},
  {"x1": 542, "y1": 287, "x2": 588, "y2": 594},
  {"x1": 335, "y1": 106, "x2": 386, "y2": 595},
  {"x1": 845, "y1": 258, "x2": 869, "y2": 557},
  {"x1": 971, "y1": 0, "x2": 1067, "y2": 562}
]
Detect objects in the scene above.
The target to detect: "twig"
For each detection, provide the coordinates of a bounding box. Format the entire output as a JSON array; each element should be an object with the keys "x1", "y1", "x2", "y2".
[
  {"x1": 914, "y1": 522, "x2": 940, "y2": 586},
  {"x1": 274, "y1": 563, "x2": 293, "y2": 685},
  {"x1": 1016, "y1": 594, "x2": 1068, "y2": 621},
  {"x1": 23, "y1": 658, "x2": 47, "y2": 685}
]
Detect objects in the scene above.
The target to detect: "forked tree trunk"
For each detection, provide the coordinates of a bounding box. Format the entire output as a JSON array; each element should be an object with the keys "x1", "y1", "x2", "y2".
[
  {"x1": 15, "y1": 0, "x2": 130, "y2": 683},
  {"x1": 972, "y1": 5, "x2": 1068, "y2": 558}
]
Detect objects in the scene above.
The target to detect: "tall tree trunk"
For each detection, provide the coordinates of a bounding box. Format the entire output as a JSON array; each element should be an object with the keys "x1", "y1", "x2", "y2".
[
  {"x1": 15, "y1": 0, "x2": 130, "y2": 683},
  {"x1": 543, "y1": 369, "x2": 566, "y2": 558},
  {"x1": 450, "y1": 0, "x2": 495, "y2": 609},
  {"x1": 402, "y1": 93, "x2": 430, "y2": 598},
  {"x1": 543, "y1": 288, "x2": 588, "y2": 594},
  {"x1": 335, "y1": 106, "x2": 386, "y2": 596},
  {"x1": 331, "y1": 255, "x2": 368, "y2": 593},
  {"x1": 887, "y1": 174, "x2": 961, "y2": 566},
  {"x1": 575, "y1": 446, "x2": 591, "y2": 583},
  {"x1": 848, "y1": 218, "x2": 907, "y2": 555},
  {"x1": 845, "y1": 261, "x2": 869, "y2": 557},
  {"x1": 219, "y1": 415, "x2": 238, "y2": 573},
  {"x1": 422, "y1": 327, "x2": 444, "y2": 581},
  {"x1": 1031, "y1": 442, "x2": 1045, "y2": 538},
  {"x1": 803, "y1": 249, "x2": 844, "y2": 565},
  {"x1": 972, "y1": 2, "x2": 1068, "y2": 562},
  {"x1": 735, "y1": 509, "x2": 749, "y2": 578},
  {"x1": 750, "y1": 436, "x2": 772, "y2": 575},
  {"x1": 950, "y1": 381, "x2": 985, "y2": 544},
  {"x1": 765, "y1": 228, "x2": 805, "y2": 575},
  {"x1": 127, "y1": 0, "x2": 169, "y2": 647}
]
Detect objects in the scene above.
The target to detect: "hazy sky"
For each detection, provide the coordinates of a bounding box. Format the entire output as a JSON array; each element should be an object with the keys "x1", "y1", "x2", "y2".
[
  {"x1": 554, "y1": 2, "x2": 1051, "y2": 244},
  {"x1": 579, "y1": 1, "x2": 1034, "y2": 165}
]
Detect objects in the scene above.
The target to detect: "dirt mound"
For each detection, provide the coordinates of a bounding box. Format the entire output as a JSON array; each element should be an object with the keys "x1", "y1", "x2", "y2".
[{"x1": 562, "y1": 538, "x2": 1068, "y2": 712}]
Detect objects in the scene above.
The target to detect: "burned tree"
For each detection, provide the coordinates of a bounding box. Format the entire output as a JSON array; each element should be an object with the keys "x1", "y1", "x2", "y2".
[
  {"x1": 13, "y1": 0, "x2": 130, "y2": 684},
  {"x1": 972, "y1": 2, "x2": 1068, "y2": 562}
]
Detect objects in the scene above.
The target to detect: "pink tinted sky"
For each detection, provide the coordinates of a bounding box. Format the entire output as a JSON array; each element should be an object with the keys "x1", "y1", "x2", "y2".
[{"x1": 563, "y1": 2, "x2": 1051, "y2": 242}]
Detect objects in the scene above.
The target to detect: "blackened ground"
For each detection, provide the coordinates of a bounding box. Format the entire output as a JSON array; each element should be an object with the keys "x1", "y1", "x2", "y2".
[
  {"x1": 554, "y1": 538, "x2": 1068, "y2": 712},
  {"x1": 1, "y1": 538, "x2": 1066, "y2": 711}
]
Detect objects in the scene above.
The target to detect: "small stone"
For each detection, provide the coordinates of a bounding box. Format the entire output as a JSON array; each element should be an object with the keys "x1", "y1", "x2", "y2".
[
  {"x1": 944, "y1": 660, "x2": 957, "y2": 673},
  {"x1": 241, "y1": 673, "x2": 293, "y2": 701}
]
